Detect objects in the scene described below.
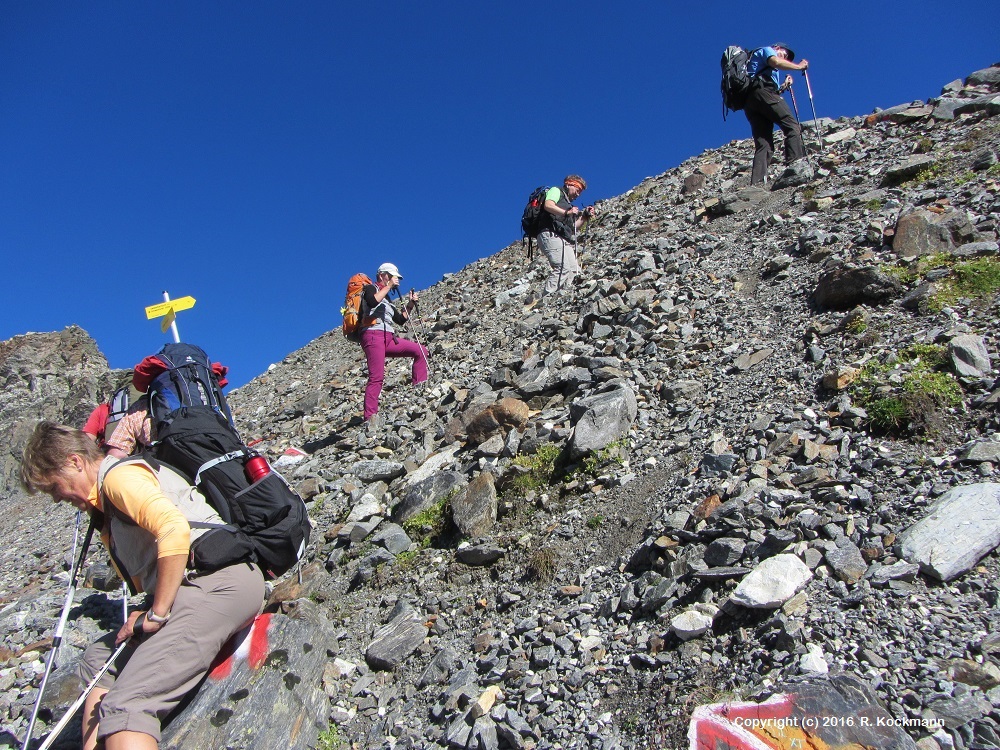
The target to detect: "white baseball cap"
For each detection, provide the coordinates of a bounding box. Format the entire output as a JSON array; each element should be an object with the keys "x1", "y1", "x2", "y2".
[{"x1": 377, "y1": 262, "x2": 402, "y2": 279}]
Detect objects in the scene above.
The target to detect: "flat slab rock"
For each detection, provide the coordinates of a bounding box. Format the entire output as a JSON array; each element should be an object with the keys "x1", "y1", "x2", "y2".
[{"x1": 900, "y1": 482, "x2": 1000, "y2": 581}]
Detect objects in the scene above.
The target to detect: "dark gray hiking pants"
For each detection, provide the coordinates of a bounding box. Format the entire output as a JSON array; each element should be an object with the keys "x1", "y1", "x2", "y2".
[{"x1": 744, "y1": 83, "x2": 805, "y2": 184}]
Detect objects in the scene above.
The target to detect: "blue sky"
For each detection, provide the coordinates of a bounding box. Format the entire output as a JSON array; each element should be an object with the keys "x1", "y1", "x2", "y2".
[{"x1": 2, "y1": 2, "x2": 997, "y2": 390}]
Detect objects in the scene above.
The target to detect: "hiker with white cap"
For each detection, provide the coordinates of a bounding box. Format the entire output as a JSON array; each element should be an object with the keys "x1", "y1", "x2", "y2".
[{"x1": 359, "y1": 262, "x2": 429, "y2": 425}]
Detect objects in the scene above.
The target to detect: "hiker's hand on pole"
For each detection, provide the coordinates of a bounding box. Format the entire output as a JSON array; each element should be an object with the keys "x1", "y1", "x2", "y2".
[
  {"x1": 117, "y1": 610, "x2": 161, "y2": 645},
  {"x1": 798, "y1": 59, "x2": 809, "y2": 71}
]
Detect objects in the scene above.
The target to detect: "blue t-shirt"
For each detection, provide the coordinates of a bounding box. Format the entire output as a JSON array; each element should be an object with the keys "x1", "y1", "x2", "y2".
[{"x1": 746, "y1": 46, "x2": 780, "y2": 89}]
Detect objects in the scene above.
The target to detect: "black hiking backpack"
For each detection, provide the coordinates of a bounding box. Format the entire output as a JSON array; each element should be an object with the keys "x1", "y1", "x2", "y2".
[
  {"x1": 152, "y1": 408, "x2": 311, "y2": 579},
  {"x1": 721, "y1": 45, "x2": 756, "y2": 119},
  {"x1": 134, "y1": 343, "x2": 311, "y2": 579},
  {"x1": 520, "y1": 185, "x2": 549, "y2": 258}
]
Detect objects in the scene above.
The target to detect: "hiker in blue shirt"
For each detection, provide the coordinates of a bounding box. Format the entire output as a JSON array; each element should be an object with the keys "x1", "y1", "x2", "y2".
[{"x1": 744, "y1": 43, "x2": 810, "y2": 185}]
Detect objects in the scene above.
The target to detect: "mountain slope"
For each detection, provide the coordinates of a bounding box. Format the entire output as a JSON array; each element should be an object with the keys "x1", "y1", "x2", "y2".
[{"x1": 2, "y1": 66, "x2": 999, "y2": 750}]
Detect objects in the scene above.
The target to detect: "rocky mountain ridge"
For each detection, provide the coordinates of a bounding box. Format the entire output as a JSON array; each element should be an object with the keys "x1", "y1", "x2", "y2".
[{"x1": 2, "y1": 64, "x2": 1000, "y2": 749}]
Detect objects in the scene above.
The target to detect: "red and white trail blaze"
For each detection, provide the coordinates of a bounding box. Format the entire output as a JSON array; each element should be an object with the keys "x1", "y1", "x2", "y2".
[{"x1": 207, "y1": 612, "x2": 273, "y2": 681}]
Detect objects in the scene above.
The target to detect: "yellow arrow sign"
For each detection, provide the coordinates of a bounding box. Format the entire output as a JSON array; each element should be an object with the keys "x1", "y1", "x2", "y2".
[
  {"x1": 145, "y1": 296, "x2": 196, "y2": 320},
  {"x1": 160, "y1": 309, "x2": 176, "y2": 333}
]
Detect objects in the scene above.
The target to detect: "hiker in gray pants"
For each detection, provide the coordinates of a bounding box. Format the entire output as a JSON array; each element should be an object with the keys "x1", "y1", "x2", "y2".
[
  {"x1": 537, "y1": 174, "x2": 595, "y2": 295},
  {"x1": 20, "y1": 423, "x2": 265, "y2": 750}
]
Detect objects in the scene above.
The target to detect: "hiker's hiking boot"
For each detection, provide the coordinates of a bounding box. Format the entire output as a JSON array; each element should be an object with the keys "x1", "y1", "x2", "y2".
[
  {"x1": 365, "y1": 412, "x2": 384, "y2": 437},
  {"x1": 356, "y1": 412, "x2": 384, "y2": 447}
]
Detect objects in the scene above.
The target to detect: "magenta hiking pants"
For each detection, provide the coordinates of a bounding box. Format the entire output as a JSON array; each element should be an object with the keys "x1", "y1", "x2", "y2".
[{"x1": 361, "y1": 329, "x2": 429, "y2": 420}]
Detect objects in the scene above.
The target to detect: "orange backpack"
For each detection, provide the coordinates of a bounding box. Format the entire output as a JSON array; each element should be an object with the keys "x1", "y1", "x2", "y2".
[{"x1": 341, "y1": 273, "x2": 375, "y2": 341}]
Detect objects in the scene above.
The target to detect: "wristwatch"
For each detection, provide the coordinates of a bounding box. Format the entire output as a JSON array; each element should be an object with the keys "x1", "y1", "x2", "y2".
[{"x1": 146, "y1": 609, "x2": 171, "y2": 624}]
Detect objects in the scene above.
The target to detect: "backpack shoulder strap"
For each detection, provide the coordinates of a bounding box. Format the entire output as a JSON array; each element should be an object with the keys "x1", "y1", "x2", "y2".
[
  {"x1": 96, "y1": 455, "x2": 146, "y2": 594},
  {"x1": 97, "y1": 455, "x2": 149, "y2": 527}
]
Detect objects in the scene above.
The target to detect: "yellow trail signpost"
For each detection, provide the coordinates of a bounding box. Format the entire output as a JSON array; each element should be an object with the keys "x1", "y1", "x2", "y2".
[{"x1": 145, "y1": 293, "x2": 196, "y2": 343}]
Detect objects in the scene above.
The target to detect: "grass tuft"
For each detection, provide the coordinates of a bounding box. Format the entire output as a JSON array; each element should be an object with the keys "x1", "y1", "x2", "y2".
[
  {"x1": 402, "y1": 490, "x2": 458, "y2": 548},
  {"x1": 509, "y1": 443, "x2": 562, "y2": 493},
  {"x1": 527, "y1": 547, "x2": 558, "y2": 582},
  {"x1": 850, "y1": 348, "x2": 963, "y2": 436}
]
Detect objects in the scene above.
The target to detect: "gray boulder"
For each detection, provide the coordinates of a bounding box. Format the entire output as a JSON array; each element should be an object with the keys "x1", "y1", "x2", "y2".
[
  {"x1": 954, "y1": 240, "x2": 999, "y2": 257},
  {"x1": 370, "y1": 522, "x2": 413, "y2": 555},
  {"x1": 351, "y1": 547, "x2": 395, "y2": 588},
  {"x1": 949, "y1": 334, "x2": 991, "y2": 378},
  {"x1": 893, "y1": 208, "x2": 956, "y2": 258},
  {"x1": 393, "y1": 470, "x2": 466, "y2": 524},
  {"x1": 824, "y1": 538, "x2": 868, "y2": 584},
  {"x1": 567, "y1": 384, "x2": 637, "y2": 459},
  {"x1": 352, "y1": 459, "x2": 406, "y2": 483},
  {"x1": 955, "y1": 93, "x2": 1000, "y2": 116},
  {"x1": 967, "y1": 65, "x2": 1000, "y2": 87},
  {"x1": 812, "y1": 265, "x2": 902, "y2": 310},
  {"x1": 880, "y1": 155, "x2": 936, "y2": 186},
  {"x1": 900, "y1": 483, "x2": 1000, "y2": 581},
  {"x1": 456, "y1": 543, "x2": 505, "y2": 567},
  {"x1": 771, "y1": 160, "x2": 814, "y2": 190},
  {"x1": 958, "y1": 441, "x2": 1000, "y2": 464},
  {"x1": 452, "y1": 472, "x2": 498, "y2": 537},
  {"x1": 416, "y1": 646, "x2": 458, "y2": 688},
  {"x1": 365, "y1": 603, "x2": 429, "y2": 671},
  {"x1": 661, "y1": 379, "x2": 705, "y2": 402},
  {"x1": 704, "y1": 538, "x2": 746, "y2": 567}
]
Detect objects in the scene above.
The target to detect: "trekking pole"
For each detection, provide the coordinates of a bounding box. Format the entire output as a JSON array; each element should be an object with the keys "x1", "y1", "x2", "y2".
[
  {"x1": 121, "y1": 582, "x2": 129, "y2": 626},
  {"x1": 393, "y1": 289, "x2": 432, "y2": 378},
  {"x1": 20, "y1": 512, "x2": 91, "y2": 750},
  {"x1": 802, "y1": 70, "x2": 822, "y2": 143},
  {"x1": 557, "y1": 237, "x2": 566, "y2": 293},
  {"x1": 786, "y1": 84, "x2": 814, "y2": 170},
  {"x1": 406, "y1": 289, "x2": 432, "y2": 344},
  {"x1": 35, "y1": 640, "x2": 130, "y2": 750},
  {"x1": 577, "y1": 214, "x2": 586, "y2": 266},
  {"x1": 567, "y1": 213, "x2": 580, "y2": 286}
]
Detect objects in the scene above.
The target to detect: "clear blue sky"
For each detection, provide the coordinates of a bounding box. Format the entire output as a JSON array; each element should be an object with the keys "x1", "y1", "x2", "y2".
[{"x1": 2, "y1": 2, "x2": 997, "y2": 389}]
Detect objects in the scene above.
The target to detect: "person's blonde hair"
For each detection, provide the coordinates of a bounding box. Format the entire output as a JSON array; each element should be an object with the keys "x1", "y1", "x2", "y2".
[
  {"x1": 20, "y1": 422, "x2": 101, "y2": 494},
  {"x1": 564, "y1": 175, "x2": 587, "y2": 191}
]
